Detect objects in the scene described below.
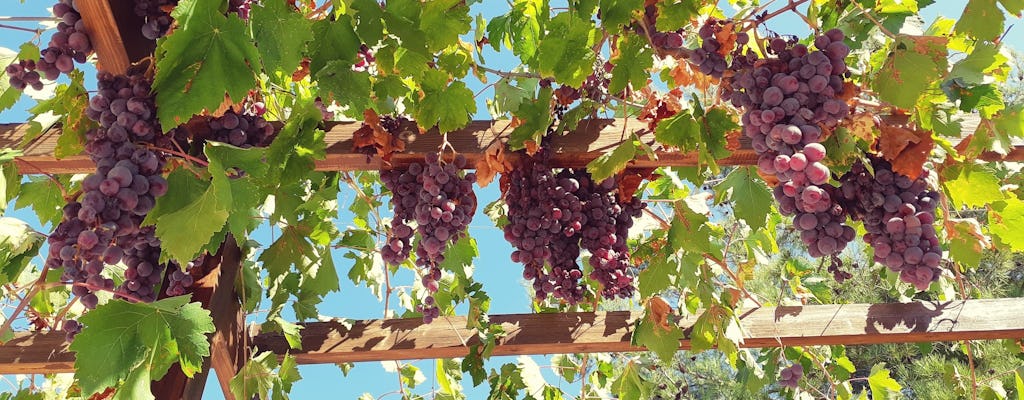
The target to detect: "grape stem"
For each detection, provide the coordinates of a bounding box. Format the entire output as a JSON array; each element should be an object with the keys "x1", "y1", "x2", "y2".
[
  {"x1": 474, "y1": 64, "x2": 541, "y2": 80},
  {"x1": 0, "y1": 16, "x2": 62, "y2": 22},
  {"x1": 19, "y1": 159, "x2": 70, "y2": 200},
  {"x1": 144, "y1": 143, "x2": 210, "y2": 167},
  {"x1": 0, "y1": 265, "x2": 49, "y2": 342},
  {"x1": 0, "y1": 23, "x2": 42, "y2": 34}
]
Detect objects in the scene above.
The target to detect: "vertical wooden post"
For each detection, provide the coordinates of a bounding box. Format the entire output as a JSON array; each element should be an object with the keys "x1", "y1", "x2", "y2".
[{"x1": 150, "y1": 237, "x2": 245, "y2": 400}]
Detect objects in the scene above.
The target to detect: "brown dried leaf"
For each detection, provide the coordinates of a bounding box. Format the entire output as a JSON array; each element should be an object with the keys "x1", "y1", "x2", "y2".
[
  {"x1": 646, "y1": 296, "x2": 673, "y2": 332},
  {"x1": 475, "y1": 140, "x2": 511, "y2": 187},
  {"x1": 724, "y1": 128, "x2": 742, "y2": 151},
  {"x1": 714, "y1": 22, "x2": 737, "y2": 57},
  {"x1": 617, "y1": 172, "x2": 645, "y2": 203},
  {"x1": 524, "y1": 140, "x2": 540, "y2": 156},
  {"x1": 845, "y1": 113, "x2": 878, "y2": 143},
  {"x1": 890, "y1": 129, "x2": 933, "y2": 179},
  {"x1": 838, "y1": 81, "x2": 861, "y2": 102},
  {"x1": 669, "y1": 62, "x2": 714, "y2": 92},
  {"x1": 757, "y1": 168, "x2": 780, "y2": 187},
  {"x1": 878, "y1": 123, "x2": 920, "y2": 160},
  {"x1": 292, "y1": 58, "x2": 311, "y2": 82}
]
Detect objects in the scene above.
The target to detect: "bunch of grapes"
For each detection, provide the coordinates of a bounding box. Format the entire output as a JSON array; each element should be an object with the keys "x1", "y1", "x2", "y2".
[
  {"x1": 228, "y1": 0, "x2": 253, "y2": 19},
  {"x1": 725, "y1": 29, "x2": 853, "y2": 257},
  {"x1": 381, "y1": 153, "x2": 477, "y2": 322},
  {"x1": 164, "y1": 254, "x2": 203, "y2": 297},
  {"x1": 46, "y1": 66, "x2": 170, "y2": 311},
  {"x1": 504, "y1": 155, "x2": 586, "y2": 303},
  {"x1": 639, "y1": 5, "x2": 684, "y2": 50},
  {"x1": 502, "y1": 152, "x2": 645, "y2": 303},
  {"x1": 353, "y1": 44, "x2": 376, "y2": 72},
  {"x1": 134, "y1": 0, "x2": 177, "y2": 39},
  {"x1": 5, "y1": 60, "x2": 44, "y2": 91},
  {"x1": 5, "y1": 0, "x2": 92, "y2": 89},
  {"x1": 837, "y1": 157, "x2": 942, "y2": 290},
  {"x1": 688, "y1": 19, "x2": 749, "y2": 77},
  {"x1": 574, "y1": 171, "x2": 644, "y2": 299},
  {"x1": 190, "y1": 110, "x2": 276, "y2": 152},
  {"x1": 778, "y1": 364, "x2": 803, "y2": 389}
]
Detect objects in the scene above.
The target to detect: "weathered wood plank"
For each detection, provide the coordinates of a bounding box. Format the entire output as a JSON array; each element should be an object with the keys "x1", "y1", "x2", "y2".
[
  {"x1": 2, "y1": 299, "x2": 1023, "y2": 373},
  {"x1": 249, "y1": 298, "x2": 1024, "y2": 364},
  {"x1": 206, "y1": 237, "x2": 246, "y2": 400}
]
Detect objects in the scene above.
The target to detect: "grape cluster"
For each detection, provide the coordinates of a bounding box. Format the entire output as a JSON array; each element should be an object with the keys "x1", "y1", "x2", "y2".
[
  {"x1": 639, "y1": 5, "x2": 684, "y2": 50},
  {"x1": 779, "y1": 364, "x2": 803, "y2": 389},
  {"x1": 228, "y1": 0, "x2": 253, "y2": 19},
  {"x1": 134, "y1": 0, "x2": 177, "y2": 39},
  {"x1": 46, "y1": 67, "x2": 170, "y2": 309},
  {"x1": 190, "y1": 110, "x2": 276, "y2": 151},
  {"x1": 689, "y1": 19, "x2": 750, "y2": 77},
  {"x1": 165, "y1": 254, "x2": 202, "y2": 297},
  {"x1": 353, "y1": 44, "x2": 376, "y2": 72},
  {"x1": 381, "y1": 154, "x2": 477, "y2": 322},
  {"x1": 837, "y1": 157, "x2": 942, "y2": 290},
  {"x1": 725, "y1": 29, "x2": 853, "y2": 257},
  {"x1": 503, "y1": 153, "x2": 644, "y2": 303},
  {"x1": 62, "y1": 319, "x2": 82, "y2": 342},
  {"x1": 4, "y1": 0, "x2": 92, "y2": 89}
]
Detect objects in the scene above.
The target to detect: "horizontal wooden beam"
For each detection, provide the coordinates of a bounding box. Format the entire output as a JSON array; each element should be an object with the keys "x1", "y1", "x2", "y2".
[
  {"x1": 1, "y1": 116, "x2": 1019, "y2": 175},
  {"x1": 2, "y1": 298, "x2": 1023, "y2": 373},
  {"x1": 249, "y1": 298, "x2": 1024, "y2": 364}
]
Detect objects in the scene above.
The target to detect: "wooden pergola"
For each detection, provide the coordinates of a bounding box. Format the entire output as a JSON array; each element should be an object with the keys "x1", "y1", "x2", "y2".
[{"x1": 1, "y1": 2, "x2": 1023, "y2": 399}]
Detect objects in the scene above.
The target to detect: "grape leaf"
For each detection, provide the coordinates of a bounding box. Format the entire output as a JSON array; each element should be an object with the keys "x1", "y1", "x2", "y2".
[
  {"x1": 487, "y1": 0, "x2": 547, "y2": 60},
  {"x1": 609, "y1": 33, "x2": 653, "y2": 94},
  {"x1": 587, "y1": 139, "x2": 637, "y2": 183},
  {"x1": 416, "y1": 70, "x2": 476, "y2": 133},
  {"x1": 655, "y1": 110, "x2": 701, "y2": 149},
  {"x1": 230, "y1": 352, "x2": 301, "y2": 400},
  {"x1": 0, "y1": 47, "x2": 22, "y2": 113},
  {"x1": 942, "y1": 163, "x2": 1004, "y2": 209},
  {"x1": 638, "y1": 253, "x2": 679, "y2": 298},
  {"x1": 633, "y1": 308, "x2": 683, "y2": 364},
  {"x1": 668, "y1": 199, "x2": 711, "y2": 254},
  {"x1": 949, "y1": 42, "x2": 1007, "y2": 85},
  {"x1": 154, "y1": 0, "x2": 260, "y2": 131},
  {"x1": 0, "y1": 218, "x2": 44, "y2": 286},
  {"x1": 535, "y1": 12, "x2": 599, "y2": 87},
  {"x1": 316, "y1": 61, "x2": 373, "y2": 118},
  {"x1": 714, "y1": 167, "x2": 772, "y2": 231},
  {"x1": 350, "y1": 0, "x2": 385, "y2": 45},
  {"x1": 383, "y1": 0, "x2": 429, "y2": 56},
  {"x1": 307, "y1": 16, "x2": 361, "y2": 75},
  {"x1": 956, "y1": 84, "x2": 1004, "y2": 117},
  {"x1": 873, "y1": 35, "x2": 947, "y2": 109},
  {"x1": 488, "y1": 76, "x2": 539, "y2": 118},
  {"x1": 955, "y1": 0, "x2": 1005, "y2": 40},
  {"x1": 989, "y1": 198, "x2": 1024, "y2": 251},
  {"x1": 656, "y1": 1, "x2": 699, "y2": 31},
  {"x1": 867, "y1": 364, "x2": 902, "y2": 400},
  {"x1": 13, "y1": 176, "x2": 66, "y2": 227},
  {"x1": 27, "y1": 70, "x2": 94, "y2": 158},
  {"x1": 599, "y1": 0, "x2": 642, "y2": 29},
  {"x1": 71, "y1": 297, "x2": 213, "y2": 399},
  {"x1": 154, "y1": 153, "x2": 232, "y2": 263},
  {"x1": 420, "y1": 0, "x2": 472, "y2": 52},
  {"x1": 947, "y1": 218, "x2": 991, "y2": 266},
  {"x1": 508, "y1": 86, "x2": 553, "y2": 150},
  {"x1": 144, "y1": 168, "x2": 209, "y2": 227},
  {"x1": 611, "y1": 362, "x2": 651, "y2": 400},
  {"x1": 251, "y1": 0, "x2": 313, "y2": 75}
]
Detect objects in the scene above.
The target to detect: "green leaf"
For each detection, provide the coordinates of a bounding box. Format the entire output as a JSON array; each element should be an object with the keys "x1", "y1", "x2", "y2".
[
  {"x1": 350, "y1": 0, "x2": 385, "y2": 45},
  {"x1": 633, "y1": 314, "x2": 683, "y2": 364},
  {"x1": 942, "y1": 163, "x2": 1004, "y2": 208},
  {"x1": 949, "y1": 42, "x2": 1007, "y2": 85},
  {"x1": 308, "y1": 16, "x2": 361, "y2": 75},
  {"x1": 638, "y1": 254, "x2": 679, "y2": 298},
  {"x1": 230, "y1": 352, "x2": 302, "y2": 400},
  {"x1": 383, "y1": 0, "x2": 429, "y2": 56},
  {"x1": 416, "y1": 70, "x2": 476, "y2": 133},
  {"x1": 655, "y1": 1, "x2": 698, "y2": 31},
  {"x1": 611, "y1": 362, "x2": 651, "y2": 400},
  {"x1": 955, "y1": 0, "x2": 1005, "y2": 40},
  {"x1": 586, "y1": 139, "x2": 636, "y2": 183},
  {"x1": 0, "y1": 217, "x2": 44, "y2": 285},
  {"x1": 989, "y1": 198, "x2": 1024, "y2": 251},
  {"x1": 874, "y1": 35, "x2": 947, "y2": 109},
  {"x1": 1014, "y1": 371, "x2": 1024, "y2": 400},
  {"x1": 608, "y1": 33, "x2": 652, "y2": 94},
  {"x1": 26, "y1": 70, "x2": 95, "y2": 157},
  {"x1": 655, "y1": 110, "x2": 700, "y2": 148},
  {"x1": 508, "y1": 86, "x2": 553, "y2": 150},
  {"x1": 867, "y1": 363, "x2": 902, "y2": 400},
  {"x1": 316, "y1": 61, "x2": 373, "y2": 117},
  {"x1": 599, "y1": 0, "x2": 642, "y2": 29},
  {"x1": 144, "y1": 168, "x2": 209, "y2": 227},
  {"x1": 487, "y1": 0, "x2": 547, "y2": 60},
  {"x1": 535, "y1": 12, "x2": 598, "y2": 87},
  {"x1": 154, "y1": 166, "x2": 231, "y2": 263},
  {"x1": 251, "y1": 0, "x2": 313, "y2": 75},
  {"x1": 999, "y1": 0, "x2": 1024, "y2": 14},
  {"x1": 488, "y1": 76, "x2": 539, "y2": 118},
  {"x1": 154, "y1": 0, "x2": 260, "y2": 131},
  {"x1": 14, "y1": 176, "x2": 66, "y2": 227},
  {"x1": 71, "y1": 297, "x2": 213, "y2": 399},
  {"x1": 947, "y1": 218, "x2": 990, "y2": 266},
  {"x1": 420, "y1": 0, "x2": 471, "y2": 52},
  {"x1": 714, "y1": 167, "x2": 772, "y2": 230},
  {"x1": 668, "y1": 199, "x2": 712, "y2": 254}
]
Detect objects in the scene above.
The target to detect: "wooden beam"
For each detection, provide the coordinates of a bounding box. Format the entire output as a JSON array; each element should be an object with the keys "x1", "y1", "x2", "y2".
[
  {"x1": 76, "y1": 0, "x2": 154, "y2": 74},
  {"x1": 2, "y1": 299, "x2": 1023, "y2": 373},
  {"x1": 249, "y1": 298, "x2": 1024, "y2": 364},
  {"x1": 205, "y1": 237, "x2": 246, "y2": 400}
]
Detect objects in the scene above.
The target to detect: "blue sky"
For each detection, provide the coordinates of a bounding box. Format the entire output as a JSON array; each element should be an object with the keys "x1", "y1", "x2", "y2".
[{"x1": 0, "y1": 0, "x2": 1021, "y2": 399}]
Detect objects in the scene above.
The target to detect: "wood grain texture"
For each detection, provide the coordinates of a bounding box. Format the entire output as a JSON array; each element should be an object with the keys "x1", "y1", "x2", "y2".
[
  {"x1": 2, "y1": 299, "x2": 1023, "y2": 373},
  {"x1": 75, "y1": 0, "x2": 131, "y2": 74},
  {"x1": 248, "y1": 298, "x2": 1024, "y2": 364},
  {"x1": 205, "y1": 238, "x2": 246, "y2": 400},
  {"x1": 2, "y1": 116, "x2": 1019, "y2": 174}
]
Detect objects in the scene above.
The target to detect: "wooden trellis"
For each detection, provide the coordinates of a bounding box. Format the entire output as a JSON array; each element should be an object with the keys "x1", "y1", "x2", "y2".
[{"x1": 1, "y1": 3, "x2": 1023, "y2": 400}]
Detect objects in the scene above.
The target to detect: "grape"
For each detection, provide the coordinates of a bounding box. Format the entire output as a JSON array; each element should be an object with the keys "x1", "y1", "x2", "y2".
[
  {"x1": 4, "y1": 0, "x2": 95, "y2": 87},
  {"x1": 837, "y1": 156, "x2": 942, "y2": 290},
  {"x1": 63, "y1": 319, "x2": 82, "y2": 342},
  {"x1": 779, "y1": 364, "x2": 803, "y2": 389}
]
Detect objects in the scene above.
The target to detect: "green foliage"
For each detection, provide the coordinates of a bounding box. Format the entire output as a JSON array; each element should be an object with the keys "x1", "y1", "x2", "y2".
[
  {"x1": 71, "y1": 297, "x2": 214, "y2": 399},
  {"x1": 230, "y1": 352, "x2": 302, "y2": 400}
]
